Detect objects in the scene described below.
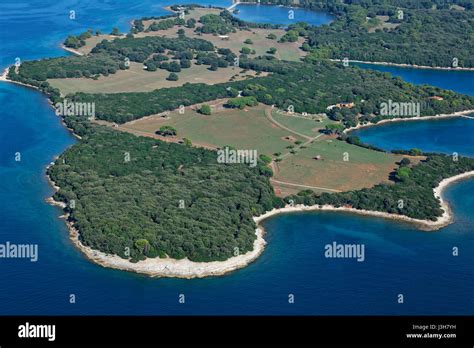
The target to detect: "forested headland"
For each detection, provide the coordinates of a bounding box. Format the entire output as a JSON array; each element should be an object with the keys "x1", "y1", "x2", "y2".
[
  {"x1": 48, "y1": 118, "x2": 282, "y2": 262},
  {"x1": 243, "y1": 0, "x2": 474, "y2": 68}
]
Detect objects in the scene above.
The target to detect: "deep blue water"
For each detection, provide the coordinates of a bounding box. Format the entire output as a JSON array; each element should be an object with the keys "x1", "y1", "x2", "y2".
[
  {"x1": 234, "y1": 3, "x2": 333, "y2": 26},
  {"x1": 352, "y1": 117, "x2": 474, "y2": 156},
  {"x1": 0, "y1": 0, "x2": 473, "y2": 315},
  {"x1": 355, "y1": 63, "x2": 474, "y2": 97}
]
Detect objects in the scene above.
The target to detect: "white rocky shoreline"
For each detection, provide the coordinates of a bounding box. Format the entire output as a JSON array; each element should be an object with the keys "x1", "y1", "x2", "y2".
[
  {"x1": 45, "y1": 168, "x2": 474, "y2": 278},
  {"x1": 4, "y1": 40, "x2": 474, "y2": 278}
]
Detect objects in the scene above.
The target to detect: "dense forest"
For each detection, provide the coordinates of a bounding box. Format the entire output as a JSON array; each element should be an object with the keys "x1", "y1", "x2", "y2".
[
  {"x1": 70, "y1": 60, "x2": 474, "y2": 125},
  {"x1": 48, "y1": 120, "x2": 282, "y2": 262},
  {"x1": 287, "y1": 154, "x2": 474, "y2": 221},
  {"x1": 248, "y1": 0, "x2": 474, "y2": 67},
  {"x1": 11, "y1": 53, "x2": 127, "y2": 81}
]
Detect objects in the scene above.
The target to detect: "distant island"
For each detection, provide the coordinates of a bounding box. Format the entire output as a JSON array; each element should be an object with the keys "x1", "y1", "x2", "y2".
[{"x1": 3, "y1": 2, "x2": 474, "y2": 277}]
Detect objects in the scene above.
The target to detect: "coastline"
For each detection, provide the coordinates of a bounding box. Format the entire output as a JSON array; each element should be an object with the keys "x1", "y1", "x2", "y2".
[
  {"x1": 1, "y1": 66, "x2": 82, "y2": 140},
  {"x1": 0, "y1": 66, "x2": 42, "y2": 91},
  {"x1": 331, "y1": 59, "x2": 474, "y2": 71},
  {"x1": 45, "y1": 167, "x2": 474, "y2": 277},
  {"x1": 60, "y1": 44, "x2": 85, "y2": 56},
  {"x1": 8, "y1": 25, "x2": 474, "y2": 278},
  {"x1": 255, "y1": 170, "x2": 474, "y2": 231},
  {"x1": 344, "y1": 109, "x2": 474, "y2": 134},
  {"x1": 46, "y1": 166, "x2": 267, "y2": 279}
]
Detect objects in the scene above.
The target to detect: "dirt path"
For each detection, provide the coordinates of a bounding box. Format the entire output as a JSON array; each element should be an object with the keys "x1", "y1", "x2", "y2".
[
  {"x1": 264, "y1": 106, "x2": 313, "y2": 140},
  {"x1": 270, "y1": 178, "x2": 342, "y2": 193}
]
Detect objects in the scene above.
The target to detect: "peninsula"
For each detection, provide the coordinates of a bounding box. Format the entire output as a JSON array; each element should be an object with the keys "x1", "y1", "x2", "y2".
[{"x1": 3, "y1": 2, "x2": 474, "y2": 277}]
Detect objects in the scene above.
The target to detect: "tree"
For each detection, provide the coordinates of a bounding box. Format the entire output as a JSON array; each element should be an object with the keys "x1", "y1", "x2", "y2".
[
  {"x1": 168, "y1": 61, "x2": 181, "y2": 72},
  {"x1": 186, "y1": 18, "x2": 196, "y2": 28},
  {"x1": 409, "y1": 148, "x2": 423, "y2": 156},
  {"x1": 146, "y1": 62, "x2": 157, "y2": 71},
  {"x1": 267, "y1": 33, "x2": 277, "y2": 40},
  {"x1": 244, "y1": 39, "x2": 253, "y2": 44},
  {"x1": 240, "y1": 47, "x2": 251, "y2": 54},
  {"x1": 209, "y1": 61, "x2": 218, "y2": 71},
  {"x1": 400, "y1": 158, "x2": 411, "y2": 167},
  {"x1": 177, "y1": 28, "x2": 185, "y2": 36},
  {"x1": 396, "y1": 167, "x2": 412, "y2": 182},
  {"x1": 156, "y1": 125, "x2": 177, "y2": 136},
  {"x1": 135, "y1": 239, "x2": 150, "y2": 255},
  {"x1": 110, "y1": 27, "x2": 120, "y2": 36},
  {"x1": 167, "y1": 73, "x2": 179, "y2": 81},
  {"x1": 183, "y1": 138, "x2": 192, "y2": 146},
  {"x1": 226, "y1": 96, "x2": 258, "y2": 109},
  {"x1": 180, "y1": 59, "x2": 191, "y2": 68},
  {"x1": 64, "y1": 36, "x2": 83, "y2": 49},
  {"x1": 199, "y1": 104, "x2": 212, "y2": 115},
  {"x1": 324, "y1": 124, "x2": 345, "y2": 135},
  {"x1": 267, "y1": 47, "x2": 277, "y2": 55},
  {"x1": 259, "y1": 154, "x2": 272, "y2": 164}
]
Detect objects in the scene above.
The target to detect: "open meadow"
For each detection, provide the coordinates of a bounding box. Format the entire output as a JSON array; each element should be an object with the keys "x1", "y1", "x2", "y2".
[
  {"x1": 272, "y1": 137, "x2": 409, "y2": 192},
  {"x1": 120, "y1": 103, "x2": 306, "y2": 156},
  {"x1": 48, "y1": 62, "x2": 261, "y2": 95}
]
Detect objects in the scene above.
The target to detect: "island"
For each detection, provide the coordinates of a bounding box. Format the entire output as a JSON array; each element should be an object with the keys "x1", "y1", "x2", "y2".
[{"x1": 3, "y1": 2, "x2": 474, "y2": 277}]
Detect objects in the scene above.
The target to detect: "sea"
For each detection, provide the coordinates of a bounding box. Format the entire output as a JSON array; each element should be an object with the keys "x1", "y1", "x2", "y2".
[{"x1": 0, "y1": 0, "x2": 472, "y2": 315}]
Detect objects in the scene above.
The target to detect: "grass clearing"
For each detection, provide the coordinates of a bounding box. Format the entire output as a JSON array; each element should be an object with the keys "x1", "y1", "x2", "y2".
[
  {"x1": 121, "y1": 103, "x2": 306, "y2": 156},
  {"x1": 271, "y1": 110, "x2": 337, "y2": 138},
  {"x1": 49, "y1": 62, "x2": 263, "y2": 95},
  {"x1": 137, "y1": 11, "x2": 306, "y2": 62},
  {"x1": 73, "y1": 34, "x2": 117, "y2": 55},
  {"x1": 273, "y1": 137, "x2": 409, "y2": 192},
  {"x1": 53, "y1": 7, "x2": 304, "y2": 95}
]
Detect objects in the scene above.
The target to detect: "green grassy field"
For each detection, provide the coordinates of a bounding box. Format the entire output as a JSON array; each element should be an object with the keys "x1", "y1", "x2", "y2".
[
  {"x1": 273, "y1": 137, "x2": 407, "y2": 192},
  {"x1": 110, "y1": 101, "x2": 416, "y2": 194},
  {"x1": 123, "y1": 104, "x2": 306, "y2": 156},
  {"x1": 48, "y1": 62, "x2": 261, "y2": 95},
  {"x1": 271, "y1": 110, "x2": 337, "y2": 138}
]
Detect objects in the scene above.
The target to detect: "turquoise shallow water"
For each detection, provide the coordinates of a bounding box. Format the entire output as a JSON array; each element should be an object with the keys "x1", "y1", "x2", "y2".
[{"x1": 0, "y1": 0, "x2": 472, "y2": 315}]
